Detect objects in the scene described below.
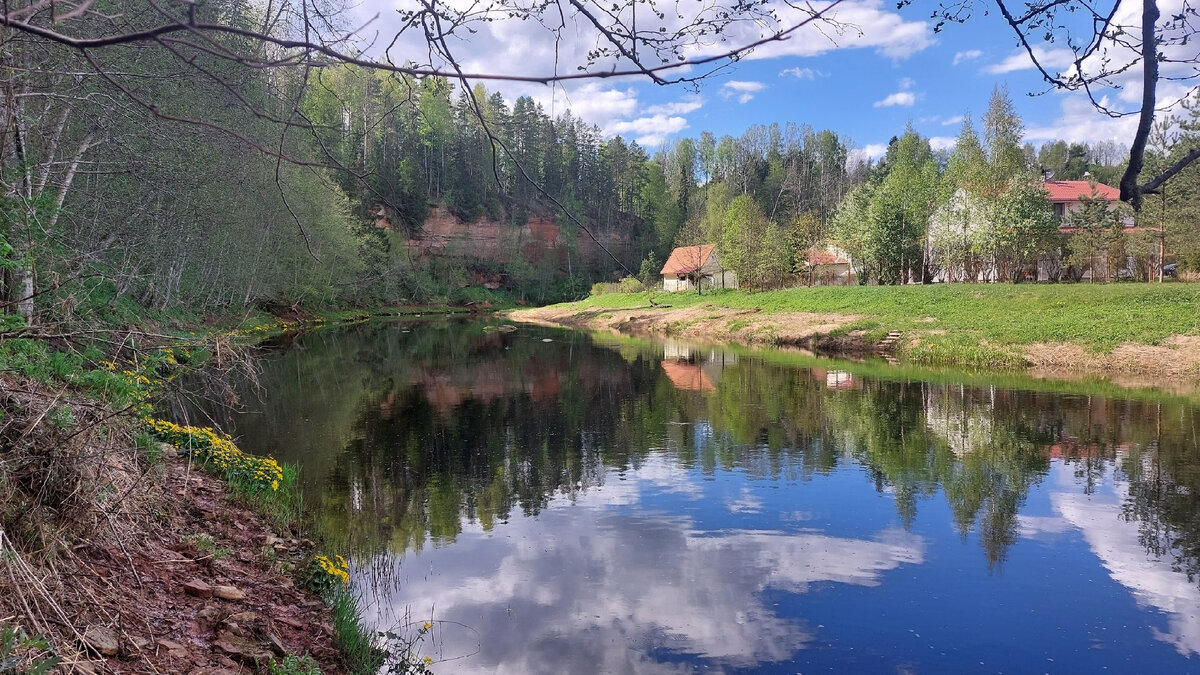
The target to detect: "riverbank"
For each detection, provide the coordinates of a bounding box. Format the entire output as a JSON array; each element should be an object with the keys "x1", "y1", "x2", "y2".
[
  {"x1": 0, "y1": 309, "x2": 402, "y2": 673},
  {"x1": 511, "y1": 284, "x2": 1200, "y2": 377}
]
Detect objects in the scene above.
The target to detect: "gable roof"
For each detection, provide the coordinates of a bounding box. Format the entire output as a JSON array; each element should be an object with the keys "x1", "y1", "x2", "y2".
[
  {"x1": 805, "y1": 247, "x2": 850, "y2": 266},
  {"x1": 661, "y1": 244, "x2": 715, "y2": 275},
  {"x1": 1044, "y1": 180, "x2": 1119, "y2": 203}
]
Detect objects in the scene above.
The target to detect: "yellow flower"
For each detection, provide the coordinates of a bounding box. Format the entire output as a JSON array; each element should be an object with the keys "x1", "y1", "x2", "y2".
[{"x1": 424, "y1": 656, "x2": 433, "y2": 665}]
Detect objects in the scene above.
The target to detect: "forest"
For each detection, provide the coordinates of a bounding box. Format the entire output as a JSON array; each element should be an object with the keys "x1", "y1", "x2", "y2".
[{"x1": 2, "y1": 0, "x2": 1200, "y2": 325}]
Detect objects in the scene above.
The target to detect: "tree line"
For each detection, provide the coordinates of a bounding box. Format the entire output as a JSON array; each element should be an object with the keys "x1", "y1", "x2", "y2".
[{"x1": 4, "y1": 0, "x2": 1200, "y2": 326}]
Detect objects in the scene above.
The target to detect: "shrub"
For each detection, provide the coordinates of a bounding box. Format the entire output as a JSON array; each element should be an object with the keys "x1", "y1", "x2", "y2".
[
  {"x1": 144, "y1": 419, "x2": 283, "y2": 492},
  {"x1": 591, "y1": 277, "x2": 646, "y2": 296}
]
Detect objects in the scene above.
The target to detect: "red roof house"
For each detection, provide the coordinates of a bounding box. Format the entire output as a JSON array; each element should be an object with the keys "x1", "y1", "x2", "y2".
[
  {"x1": 1042, "y1": 180, "x2": 1120, "y2": 204},
  {"x1": 661, "y1": 244, "x2": 716, "y2": 275},
  {"x1": 660, "y1": 244, "x2": 737, "y2": 291}
]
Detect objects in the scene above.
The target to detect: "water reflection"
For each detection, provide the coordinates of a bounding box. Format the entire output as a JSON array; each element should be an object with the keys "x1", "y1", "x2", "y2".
[
  {"x1": 171, "y1": 320, "x2": 1200, "y2": 671},
  {"x1": 1044, "y1": 464, "x2": 1200, "y2": 656},
  {"x1": 369, "y1": 454, "x2": 924, "y2": 673}
]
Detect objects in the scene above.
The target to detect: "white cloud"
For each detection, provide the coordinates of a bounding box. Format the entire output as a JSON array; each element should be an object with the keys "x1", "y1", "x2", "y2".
[
  {"x1": 874, "y1": 91, "x2": 916, "y2": 108},
  {"x1": 721, "y1": 80, "x2": 767, "y2": 104},
  {"x1": 725, "y1": 488, "x2": 765, "y2": 514},
  {"x1": 780, "y1": 67, "x2": 819, "y2": 79},
  {"x1": 928, "y1": 136, "x2": 957, "y2": 152},
  {"x1": 716, "y1": 0, "x2": 934, "y2": 61},
  {"x1": 984, "y1": 47, "x2": 1075, "y2": 75},
  {"x1": 724, "y1": 81, "x2": 766, "y2": 92},
  {"x1": 861, "y1": 143, "x2": 889, "y2": 159},
  {"x1": 873, "y1": 76, "x2": 918, "y2": 108},
  {"x1": 1024, "y1": 95, "x2": 1137, "y2": 147},
  {"x1": 546, "y1": 83, "x2": 639, "y2": 126},
  {"x1": 606, "y1": 114, "x2": 690, "y2": 146},
  {"x1": 953, "y1": 49, "x2": 983, "y2": 65},
  {"x1": 644, "y1": 95, "x2": 704, "y2": 116},
  {"x1": 1053, "y1": 468, "x2": 1200, "y2": 657},
  {"x1": 942, "y1": 115, "x2": 965, "y2": 126},
  {"x1": 351, "y1": 0, "x2": 936, "y2": 137}
]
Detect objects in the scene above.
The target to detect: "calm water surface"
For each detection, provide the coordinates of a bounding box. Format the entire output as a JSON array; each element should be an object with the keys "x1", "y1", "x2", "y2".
[{"x1": 176, "y1": 319, "x2": 1200, "y2": 674}]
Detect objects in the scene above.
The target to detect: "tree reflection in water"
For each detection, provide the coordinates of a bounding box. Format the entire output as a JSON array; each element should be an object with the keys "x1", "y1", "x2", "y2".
[{"x1": 170, "y1": 319, "x2": 1200, "y2": 666}]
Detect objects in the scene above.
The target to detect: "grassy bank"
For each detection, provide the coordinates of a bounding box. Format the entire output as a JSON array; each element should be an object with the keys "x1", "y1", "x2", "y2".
[{"x1": 518, "y1": 283, "x2": 1200, "y2": 372}]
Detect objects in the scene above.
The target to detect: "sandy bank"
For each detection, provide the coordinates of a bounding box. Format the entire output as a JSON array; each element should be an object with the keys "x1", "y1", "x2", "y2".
[{"x1": 511, "y1": 304, "x2": 1200, "y2": 381}]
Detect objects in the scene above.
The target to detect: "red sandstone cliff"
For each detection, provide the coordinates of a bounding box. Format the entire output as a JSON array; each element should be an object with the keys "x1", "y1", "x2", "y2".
[{"x1": 384, "y1": 205, "x2": 633, "y2": 273}]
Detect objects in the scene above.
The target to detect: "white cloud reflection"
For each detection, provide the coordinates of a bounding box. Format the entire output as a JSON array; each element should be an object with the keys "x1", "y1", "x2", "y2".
[
  {"x1": 1054, "y1": 482, "x2": 1200, "y2": 657},
  {"x1": 365, "y1": 454, "x2": 925, "y2": 673}
]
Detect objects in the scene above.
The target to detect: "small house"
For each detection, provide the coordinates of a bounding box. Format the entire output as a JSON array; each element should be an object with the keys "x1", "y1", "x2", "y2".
[
  {"x1": 660, "y1": 244, "x2": 738, "y2": 292},
  {"x1": 803, "y1": 246, "x2": 854, "y2": 285}
]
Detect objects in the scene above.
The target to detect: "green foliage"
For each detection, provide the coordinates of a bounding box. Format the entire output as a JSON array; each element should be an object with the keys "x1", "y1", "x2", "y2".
[
  {"x1": 1142, "y1": 91, "x2": 1200, "y2": 274},
  {"x1": 1062, "y1": 188, "x2": 1135, "y2": 281},
  {"x1": 832, "y1": 129, "x2": 939, "y2": 285},
  {"x1": 0, "y1": 623, "x2": 60, "y2": 675},
  {"x1": 303, "y1": 554, "x2": 351, "y2": 596},
  {"x1": 0, "y1": 338, "x2": 138, "y2": 405},
  {"x1": 983, "y1": 178, "x2": 1061, "y2": 281},
  {"x1": 269, "y1": 654, "x2": 322, "y2": 675},
  {"x1": 720, "y1": 195, "x2": 770, "y2": 290},
  {"x1": 46, "y1": 406, "x2": 75, "y2": 431},
  {"x1": 929, "y1": 96, "x2": 1088, "y2": 282},
  {"x1": 380, "y1": 620, "x2": 438, "y2": 675},
  {"x1": 135, "y1": 431, "x2": 163, "y2": 465},
  {"x1": 183, "y1": 533, "x2": 232, "y2": 560},
  {"x1": 591, "y1": 277, "x2": 645, "y2": 295},
  {"x1": 983, "y1": 85, "x2": 1028, "y2": 190},
  {"x1": 638, "y1": 253, "x2": 661, "y2": 287},
  {"x1": 146, "y1": 418, "x2": 302, "y2": 527}
]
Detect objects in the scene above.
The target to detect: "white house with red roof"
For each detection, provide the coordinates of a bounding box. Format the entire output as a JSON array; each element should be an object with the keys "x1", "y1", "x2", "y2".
[
  {"x1": 927, "y1": 177, "x2": 1157, "y2": 282},
  {"x1": 1043, "y1": 180, "x2": 1131, "y2": 224},
  {"x1": 660, "y1": 244, "x2": 738, "y2": 291},
  {"x1": 802, "y1": 246, "x2": 855, "y2": 285}
]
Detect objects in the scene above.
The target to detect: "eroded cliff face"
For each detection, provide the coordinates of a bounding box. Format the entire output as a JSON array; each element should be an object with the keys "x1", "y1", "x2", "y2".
[{"x1": 387, "y1": 206, "x2": 634, "y2": 273}]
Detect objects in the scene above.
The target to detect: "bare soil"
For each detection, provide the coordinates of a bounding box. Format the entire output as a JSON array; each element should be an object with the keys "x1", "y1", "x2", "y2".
[
  {"x1": 1, "y1": 376, "x2": 345, "y2": 675},
  {"x1": 512, "y1": 304, "x2": 870, "y2": 352},
  {"x1": 1026, "y1": 335, "x2": 1200, "y2": 384}
]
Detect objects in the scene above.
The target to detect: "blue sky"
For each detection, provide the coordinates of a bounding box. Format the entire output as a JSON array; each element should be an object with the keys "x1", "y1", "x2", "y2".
[{"x1": 367, "y1": 0, "x2": 1194, "y2": 158}]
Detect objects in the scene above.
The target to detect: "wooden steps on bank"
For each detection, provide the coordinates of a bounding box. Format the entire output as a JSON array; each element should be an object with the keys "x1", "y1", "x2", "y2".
[{"x1": 877, "y1": 331, "x2": 902, "y2": 364}]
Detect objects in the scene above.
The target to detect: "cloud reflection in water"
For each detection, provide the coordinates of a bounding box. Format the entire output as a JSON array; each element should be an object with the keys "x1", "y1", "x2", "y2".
[{"x1": 365, "y1": 453, "x2": 925, "y2": 674}]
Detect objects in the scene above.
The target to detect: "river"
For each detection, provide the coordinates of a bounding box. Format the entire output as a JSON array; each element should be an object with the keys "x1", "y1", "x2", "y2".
[{"x1": 172, "y1": 318, "x2": 1200, "y2": 674}]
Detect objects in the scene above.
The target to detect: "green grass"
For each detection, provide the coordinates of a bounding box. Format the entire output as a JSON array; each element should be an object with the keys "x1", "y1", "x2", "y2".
[
  {"x1": 329, "y1": 587, "x2": 384, "y2": 674},
  {"x1": 228, "y1": 462, "x2": 303, "y2": 530},
  {"x1": 269, "y1": 654, "x2": 322, "y2": 675},
  {"x1": 566, "y1": 284, "x2": 1200, "y2": 356},
  {"x1": 183, "y1": 533, "x2": 233, "y2": 560}
]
